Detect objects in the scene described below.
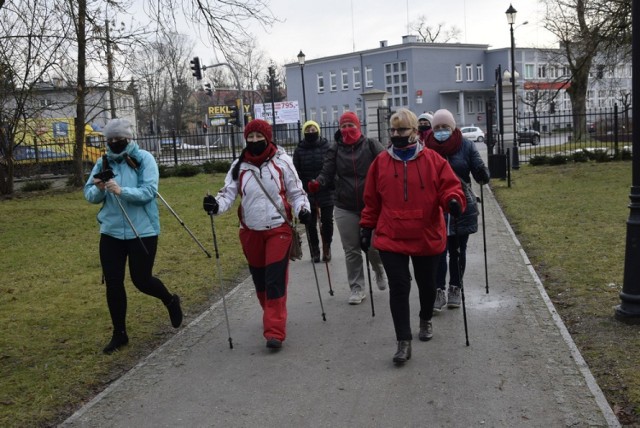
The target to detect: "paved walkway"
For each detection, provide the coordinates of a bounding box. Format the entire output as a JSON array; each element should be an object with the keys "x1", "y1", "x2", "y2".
[{"x1": 62, "y1": 146, "x2": 619, "y2": 427}]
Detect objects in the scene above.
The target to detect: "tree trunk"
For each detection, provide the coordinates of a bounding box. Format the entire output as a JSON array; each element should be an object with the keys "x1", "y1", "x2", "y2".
[{"x1": 72, "y1": 0, "x2": 87, "y2": 187}]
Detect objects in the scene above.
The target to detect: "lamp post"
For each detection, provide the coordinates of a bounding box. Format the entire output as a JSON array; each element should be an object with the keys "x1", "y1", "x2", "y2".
[
  {"x1": 297, "y1": 50, "x2": 308, "y2": 122},
  {"x1": 615, "y1": 0, "x2": 640, "y2": 323},
  {"x1": 506, "y1": 4, "x2": 520, "y2": 169}
]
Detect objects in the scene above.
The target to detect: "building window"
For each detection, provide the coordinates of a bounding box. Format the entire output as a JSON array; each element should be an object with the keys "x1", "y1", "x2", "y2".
[
  {"x1": 537, "y1": 65, "x2": 547, "y2": 79},
  {"x1": 365, "y1": 66, "x2": 373, "y2": 87},
  {"x1": 317, "y1": 73, "x2": 324, "y2": 93},
  {"x1": 466, "y1": 64, "x2": 473, "y2": 81},
  {"x1": 320, "y1": 107, "x2": 327, "y2": 123},
  {"x1": 384, "y1": 60, "x2": 408, "y2": 107},
  {"x1": 455, "y1": 65, "x2": 462, "y2": 82},
  {"x1": 477, "y1": 98, "x2": 485, "y2": 113},
  {"x1": 524, "y1": 64, "x2": 535, "y2": 79},
  {"x1": 476, "y1": 64, "x2": 484, "y2": 82},
  {"x1": 355, "y1": 102, "x2": 362, "y2": 120},
  {"x1": 467, "y1": 98, "x2": 474, "y2": 113},
  {"x1": 310, "y1": 108, "x2": 317, "y2": 121},
  {"x1": 341, "y1": 69, "x2": 349, "y2": 90},
  {"x1": 330, "y1": 71, "x2": 337, "y2": 91},
  {"x1": 353, "y1": 67, "x2": 361, "y2": 89},
  {"x1": 331, "y1": 105, "x2": 339, "y2": 123},
  {"x1": 342, "y1": 104, "x2": 350, "y2": 114}
]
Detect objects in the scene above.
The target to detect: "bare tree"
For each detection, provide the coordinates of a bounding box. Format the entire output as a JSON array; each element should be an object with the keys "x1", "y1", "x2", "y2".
[
  {"x1": 145, "y1": 0, "x2": 276, "y2": 60},
  {"x1": 0, "y1": 0, "x2": 73, "y2": 194},
  {"x1": 410, "y1": 15, "x2": 461, "y2": 43},
  {"x1": 542, "y1": 0, "x2": 631, "y2": 139},
  {"x1": 228, "y1": 39, "x2": 268, "y2": 106}
]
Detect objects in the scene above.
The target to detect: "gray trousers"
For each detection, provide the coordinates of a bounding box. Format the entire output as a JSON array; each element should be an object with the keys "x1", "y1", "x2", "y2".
[{"x1": 334, "y1": 206, "x2": 385, "y2": 292}]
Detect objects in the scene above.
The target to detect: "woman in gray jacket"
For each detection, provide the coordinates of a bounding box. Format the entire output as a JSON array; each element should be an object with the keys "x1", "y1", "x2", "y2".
[{"x1": 307, "y1": 112, "x2": 387, "y2": 305}]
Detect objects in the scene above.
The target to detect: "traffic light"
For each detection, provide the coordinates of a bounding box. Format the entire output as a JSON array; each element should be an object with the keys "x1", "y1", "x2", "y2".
[
  {"x1": 228, "y1": 104, "x2": 240, "y2": 126},
  {"x1": 190, "y1": 57, "x2": 202, "y2": 80},
  {"x1": 204, "y1": 83, "x2": 212, "y2": 96}
]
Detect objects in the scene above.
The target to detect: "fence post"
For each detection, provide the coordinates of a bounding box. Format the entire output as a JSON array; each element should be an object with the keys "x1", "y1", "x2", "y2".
[
  {"x1": 171, "y1": 129, "x2": 178, "y2": 166},
  {"x1": 614, "y1": 103, "x2": 619, "y2": 158}
]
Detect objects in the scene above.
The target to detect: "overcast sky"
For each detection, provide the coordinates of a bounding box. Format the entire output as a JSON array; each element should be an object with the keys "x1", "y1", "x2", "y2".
[{"x1": 231, "y1": 0, "x2": 557, "y2": 65}]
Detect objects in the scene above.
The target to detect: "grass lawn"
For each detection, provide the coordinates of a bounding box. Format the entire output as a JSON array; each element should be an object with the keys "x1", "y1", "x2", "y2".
[
  {"x1": 0, "y1": 173, "x2": 248, "y2": 427},
  {"x1": 492, "y1": 160, "x2": 640, "y2": 425}
]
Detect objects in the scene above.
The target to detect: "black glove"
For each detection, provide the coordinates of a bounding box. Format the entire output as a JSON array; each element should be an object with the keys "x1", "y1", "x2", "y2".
[
  {"x1": 360, "y1": 228, "x2": 372, "y2": 253},
  {"x1": 448, "y1": 198, "x2": 462, "y2": 218},
  {"x1": 298, "y1": 208, "x2": 312, "y2": 225},
  {"x1": 334, "y1": 129, "x2": 342, "y2": 143},
  {"x1": 476, "y1": 168, "x2": 490, "y2": 185},
  {"x1": 203, "y1": 195, "x2": 219, "y2": 215}
]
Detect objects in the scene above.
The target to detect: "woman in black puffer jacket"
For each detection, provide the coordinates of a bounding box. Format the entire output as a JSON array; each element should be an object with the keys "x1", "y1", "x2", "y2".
[{"x1": 293, "y1": 121, "x2": 335, "y2": 262}]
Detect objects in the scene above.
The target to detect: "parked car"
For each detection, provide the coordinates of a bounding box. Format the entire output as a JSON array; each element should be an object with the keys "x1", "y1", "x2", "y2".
[
  {"x1": 460, "y1": 126, "x2": 485, "y2": 142},
  {"x1": 517, "y1": 127, "x2": 541, "y2": 145}
]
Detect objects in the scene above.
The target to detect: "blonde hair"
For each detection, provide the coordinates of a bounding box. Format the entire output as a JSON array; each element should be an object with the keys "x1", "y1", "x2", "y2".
[{"x1": 390, "y1": 108, "x2": 418, "y2": 131}]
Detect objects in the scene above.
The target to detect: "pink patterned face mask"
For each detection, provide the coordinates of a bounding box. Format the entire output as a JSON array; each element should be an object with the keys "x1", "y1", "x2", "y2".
[{"x1": 340, "y1": 127, "x2": 361, "y2": 145}]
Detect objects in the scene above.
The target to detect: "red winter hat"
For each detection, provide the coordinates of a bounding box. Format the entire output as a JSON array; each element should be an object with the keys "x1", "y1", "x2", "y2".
[
  {"x1": 339, "y1": 111, "x2": 361, "y2": 130},
  {"x1": 244, "y1": 119, "x2": 273, "y2": 145}
]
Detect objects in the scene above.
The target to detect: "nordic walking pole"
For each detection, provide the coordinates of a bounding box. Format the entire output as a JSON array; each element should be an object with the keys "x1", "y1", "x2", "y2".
[
  {"x1": 480, "y1": 184, "x2": 489, "y2": 294},
  {"x1": 453, "y1": 215, "x2": 470, "y2": 346},
  {"x1": 304, "y1": 224, "x2": 327, "y2": 321},
  {"x1": 113, "y1": 194, "x2": 149, "y2": 255},
  {"x1": 364, "y1": 252, "x2": 376, "y2": 317},
  {"x1": 209, "y1": 211, "x2": 233, "y2": 349},
  {"x1": 316, "y1": 203, "x2": 334, "y2": 296},
  {"x1": 156, "y1": 192, "x2": 212, "y2": 258}
]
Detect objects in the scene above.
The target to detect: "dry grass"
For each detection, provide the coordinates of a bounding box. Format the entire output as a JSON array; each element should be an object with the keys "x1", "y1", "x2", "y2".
[
  {"x1": 0, "y1": 173, "x2": 247, "y2": 427},
  {"x1": 492, "y1": 161, "x2": 640, "y2": 425}
]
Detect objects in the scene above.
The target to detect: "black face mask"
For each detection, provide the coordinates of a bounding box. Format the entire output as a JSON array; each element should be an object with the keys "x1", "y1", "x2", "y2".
[
  {"x1": 246, "y1": 140, "x2": 267, "y2": 156},
  {"x1": 108, "y1": 139, "x2": 128, "y2": 154},
  {"x1": 390, "y1": 136, "x2": 411, "y2": 148},
  {"x1": 418, "y1": 125, "x2": 431, "y2": 132},
  {"x1": 304, "y1": 132, "x2": 319, "y2": 143}
]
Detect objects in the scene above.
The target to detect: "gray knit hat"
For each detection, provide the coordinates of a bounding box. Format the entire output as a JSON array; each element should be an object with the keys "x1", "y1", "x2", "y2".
[
  {"x1": 431, "y1": 109, "x2": 456, "y2": 130},
  {"x1": 103, "y1": 118, "x2": 134, "y2": 140}
]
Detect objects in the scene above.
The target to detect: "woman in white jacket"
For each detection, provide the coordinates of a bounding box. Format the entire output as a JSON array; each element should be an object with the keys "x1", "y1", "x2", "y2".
[{"x1": 203, "y1": 119, "x2": 311, "y2": 350}]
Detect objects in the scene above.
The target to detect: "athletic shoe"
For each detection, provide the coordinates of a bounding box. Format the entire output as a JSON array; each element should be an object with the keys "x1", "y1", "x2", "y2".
[
  {"x1": 393, "y1": 340, "x2": 412, "y2": 365},
  {"x1": 348, "y1": 289, "x2": 366, "y2": 305},
  {"x1": 418, "y1": 319, "x2": 433, "y2": 341},
  {"x1": 266, "y1": 338, "x2": 282, "y2": 349},
  {"x1": 103, "y1": 331, "x2": 129, "y2": 354},
  {"x1": 165, "y1": 294, "x2": 183, "y2": 328},
  {"x1": 375, "y1": 272, "x2": 388, "y2": 291},
  {"x1": 447, "y1": 286, "x2": 462, "y2": 308},
  {"x1": 433, "y1": 289, "x2": 447, "y2": 312}
]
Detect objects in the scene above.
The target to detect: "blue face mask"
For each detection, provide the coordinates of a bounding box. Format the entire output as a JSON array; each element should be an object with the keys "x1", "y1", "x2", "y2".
[{"x1": 434, "y1": 129, "x2": 452, "y2": 142}]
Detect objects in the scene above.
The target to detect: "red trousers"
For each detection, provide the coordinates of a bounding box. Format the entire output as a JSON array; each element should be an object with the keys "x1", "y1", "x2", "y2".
[{"x1": 239, "y1": 224, "x2": 291, "y2": 341}]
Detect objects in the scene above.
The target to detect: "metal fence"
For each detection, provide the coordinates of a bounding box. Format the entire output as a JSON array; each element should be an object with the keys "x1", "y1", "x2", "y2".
[
  {"x1": 12, "y1": 122, "x2": 367, "y2": 178},
  {"x1": 489, "y1": 105, "x2": 633, "y2": 166}
]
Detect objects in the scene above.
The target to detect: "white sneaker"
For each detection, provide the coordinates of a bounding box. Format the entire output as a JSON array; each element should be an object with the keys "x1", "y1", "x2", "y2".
[
  {"x1": 375, "y1": 273, "x2": 388, "y2": 291},
  {"x1": 348, "y1": 289, "x2": 366, "y2": 305}
]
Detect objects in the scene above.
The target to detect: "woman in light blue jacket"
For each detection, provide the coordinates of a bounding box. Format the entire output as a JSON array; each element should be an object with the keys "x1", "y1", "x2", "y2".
[{"x1": 84, "y1": 118, "x2": 182, "y2": 354}]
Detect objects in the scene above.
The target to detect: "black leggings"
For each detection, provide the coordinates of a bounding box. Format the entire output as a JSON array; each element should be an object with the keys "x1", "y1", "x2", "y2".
[
  {"x1": 379, "y1": 251, "x2": 440, "y2": 341},
  {"x1": 100, "y1": 234, "x2": 172, "y2": 332},
  {"x1": 307, "y1": 205, "x2": 334, "y2": 250}
]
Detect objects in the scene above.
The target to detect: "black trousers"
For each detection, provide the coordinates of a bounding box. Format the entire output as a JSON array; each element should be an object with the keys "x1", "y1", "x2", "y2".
[
  {"x1": 379, "y1": 251, "x2": 440, "y2": 341},
  {"x1": 307, "y1": 205, "x2": 334, "y2": 251},
  {"x1": 99, "y1": 234, "x2": 172, "y2": 333}
]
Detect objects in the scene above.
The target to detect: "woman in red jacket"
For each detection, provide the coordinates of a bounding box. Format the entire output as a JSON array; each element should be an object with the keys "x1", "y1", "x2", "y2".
[{"x1": 359, "y1": 108, "x2": 466, "y2": 365}]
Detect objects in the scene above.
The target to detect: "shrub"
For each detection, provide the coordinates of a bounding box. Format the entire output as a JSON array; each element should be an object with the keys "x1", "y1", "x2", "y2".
[
  {"x1": 529, "y1": 155, "x2": 550, "y2": 166},
  {"x1": 173, "y1": 163, "x2": 200, "y2": 177},
  {"x1": 202, "y1": 160, "x2": 232, "y2": 174},
  {"x1": 592, "y1": 151, "x2": 611, "y2": 163},
  {"x1": 548, "y1": 155, "x2": 568, "y2": 165},
  {"x1": 21, "y1": 179, "x2": 52, "y2": 192},
  {"x1": 158, "y1": 164, "x2": 172, "y2": 178},
  {"x1": 570, "y1": 151, "x2": 590, "y2": 163}
]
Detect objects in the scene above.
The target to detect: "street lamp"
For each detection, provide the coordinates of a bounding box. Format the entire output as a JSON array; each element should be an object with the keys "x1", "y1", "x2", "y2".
[
  {"x1": 297, "y1": 50, "x2": 308, "y2": 122},
  {"x1": 506, "y1": 4, "x2": 520, "y2": 169},
  {"x1": 615, "y1": 1, "x2": 640, "y2": 323}
]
